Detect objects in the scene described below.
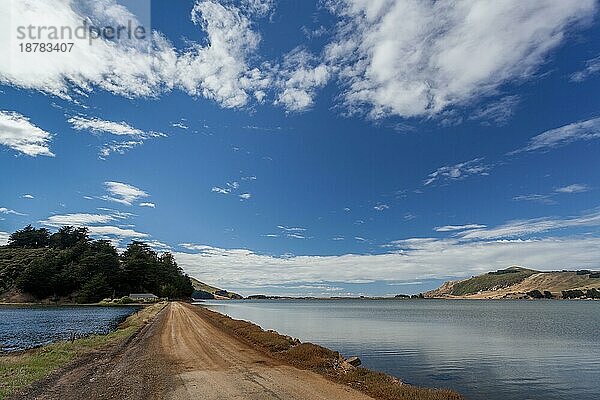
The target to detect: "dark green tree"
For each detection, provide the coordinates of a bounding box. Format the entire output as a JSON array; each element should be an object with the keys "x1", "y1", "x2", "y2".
[{"x1": 8, "y1": 225, "x2": 50, "y2": 248}]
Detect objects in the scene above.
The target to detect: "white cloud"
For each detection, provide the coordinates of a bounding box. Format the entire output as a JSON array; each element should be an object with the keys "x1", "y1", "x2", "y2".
[
  {"x1": 42, "y1": 212, "x2": 121, "y2": 227},
  {"x1": 0, "y1": 0, "x2": 271, "y2": 109},
  {"x1": 212, "y1": 187, "x2": 230, "y2": 194},
  {"x1": 69, "y1": 116, "x2": 148, "y2": 137},
  {"x1": 40, "y1": 210, "x2": 148, "y2": 244},
  {"x1": 555, "y1": 184, "x2": 591, "y2": 193},
  {"x1": 0, "y1": 111, "x2": 54, "y2": 157},
  {"x1": 513, "y1": 194, "x2": 556, "y2": 205},
  {"x1": 139, "y1": 202, "x2": 156, "y2": 208},
  {"x1": 68, "y1": 116, "x2": 164, "y2": 158},
  {"x1": 570, "y1": 55, "x2": 600, "y2": 82},
  {"x1": 99, "y1": 140, "x2": 144, "y2": 159},
  {"x1": 435, "y1": 224, "x2": 487, "y2": 232},
  {"x1": 274, "y1": 48, "x2": 330, "y2": 111},
  {"x1": 238, "y1": 193, "x2": 252, "y2": 200},
  {"x1": 469, "y1": 95, "x2": 520, "y2": 125},
  {"x1": 0, "y1": 231, "x2": 9, "y2": 245},
  {"x1": 22, "y1": 194, "x2": 34, "y2": 199},
  {"x1": 0, "y1": 0, "x2": 177, "y2": 98},
  {"x1": 103, "y1": 181, "x2": 149, "y2": 205},
  {"x1": 277, "y1": 225, "x2": 306, "y2": 232},
  {"x1": 424, "y1": 158, "x2": 490, "y2": 185},
  {"x1": 87, "y1": 225, "x2": 149, "y2": 239},
  {"x1": 176, "y1": 0, "x2": 269, "y2": 108},
  {"x1": 511, "y1": 117, "x2": 600, "y2": 153},
  {"x1": 174, "y1": 236, "x2": 600, "y2": 295},
  {"x1": 373, "y1": 203, "x2": 389, "y2": 211},
  {"x1": 171, "y1": 122, "x2": 189, "y2": 130},
  {"x1": 324, "y1": 0, "x2": 596, "y2": 118},
  {"x1": 241, "y1": 0, "x2": 275, "y2": 17},
  {"x1": 456, "y1": 210, "x2": 600, "y2": 240},
  {"x1": 0, "y1": 207, "x2": 26, "y2": 216}
]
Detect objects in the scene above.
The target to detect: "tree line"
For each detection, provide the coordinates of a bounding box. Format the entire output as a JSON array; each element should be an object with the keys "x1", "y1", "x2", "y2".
[{"x1": 1, "y1": 225, "x2": 194, "y2": 303}]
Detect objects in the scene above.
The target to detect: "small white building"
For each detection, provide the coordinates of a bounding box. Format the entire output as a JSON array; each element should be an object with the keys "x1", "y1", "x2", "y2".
[{"x1": 129, "y1": 293, "x2": 158, "y2": 301}]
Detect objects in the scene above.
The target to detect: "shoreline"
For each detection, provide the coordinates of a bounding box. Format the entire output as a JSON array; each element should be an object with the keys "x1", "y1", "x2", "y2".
[
  {"x1": 194, "y1": 303, "x2": 462, "y2": 400},
  {"x1": 4, "y1": 301, "x2": 462, "y2": 400},
  {"x1": 0, "y1": 302, "x2": 165, "y2": 399}
]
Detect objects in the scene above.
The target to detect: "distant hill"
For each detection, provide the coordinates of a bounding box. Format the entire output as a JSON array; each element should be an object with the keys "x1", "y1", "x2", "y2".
[
  {"x1": 425, "y1": 266, "x2": 600, "y2": 299},
  {"x1": 190, "y1": 277, "x2": 242, "y2": 300}
]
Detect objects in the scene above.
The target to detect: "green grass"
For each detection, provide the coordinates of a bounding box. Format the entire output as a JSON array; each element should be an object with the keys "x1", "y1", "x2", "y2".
[
  {"x1": 0, "y1": 302, "x2": 164, "y2": 399},
  {"x1": 450, "y1": 267, "x2": 538, "y2": 296}
]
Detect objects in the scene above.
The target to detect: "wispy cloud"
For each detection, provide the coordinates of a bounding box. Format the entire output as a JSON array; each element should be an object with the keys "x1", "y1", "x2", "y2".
[
  {"x1": 456, "y1": 210, "x2": 600, "y2": 240},
  {"x1": 0, "y1": 207, "x2": 26, "y2": 216},
  {"x1": 424, "y1": 158, "x2": 490, "y2": 186},
  {"x1": 0, "y1": 111, "x2": 54, "y2": 157},
  {"x1": 570, "y1": 55, "x2": 600, "y2": 82},
  {"x1": 513, "y1": 194, "x2": 556, "y2": 205},
  {"x1": 511, "y1": 117, "x2": 600, "y2": 153},
  {"x1": 434, "y1": 224, "x2": 487, "y2": 232},
  {"x1": 68, "y1": 116, "x2": 165, "y2": 158},
  {"x1": 22, "y1": 194, "x2": 34, "y2": 199},
  {"x1": 103, "y1": 182, "x2": 149, "y2": 206},
  {"x1": 139, "y1": 202, "x2": 156, "y2": 208},
  {"x1": 555, "y1": 184, "x2": 590, "y2": 193},
  {"x1": 470, "y1": 95, "x2": 520, "y2": 126},
  {"x1": 373, "y1": 204, "x2": 389, "y2": 211}
]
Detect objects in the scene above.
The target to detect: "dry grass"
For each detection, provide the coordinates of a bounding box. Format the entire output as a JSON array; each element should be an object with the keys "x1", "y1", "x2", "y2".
[
  {"x1": 194, "y1": 306, "x2": 464, "y2": 400},
  {"x1": 0, "y1": 302, "x2": 165, "y2": 400}
]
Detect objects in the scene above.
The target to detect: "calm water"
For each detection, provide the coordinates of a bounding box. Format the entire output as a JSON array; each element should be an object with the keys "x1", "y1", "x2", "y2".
[
  {"x1": 200, "y1": 299, "x2": 600, "y2": 400},
  {"x1": 0, "y1": 305, "x2": 139, "y2": 352}
]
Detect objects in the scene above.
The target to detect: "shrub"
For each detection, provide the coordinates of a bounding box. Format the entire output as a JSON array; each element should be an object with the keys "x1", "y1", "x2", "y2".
[{"x1": 526, "y1": 290, "x2": 544, "y2": 299}]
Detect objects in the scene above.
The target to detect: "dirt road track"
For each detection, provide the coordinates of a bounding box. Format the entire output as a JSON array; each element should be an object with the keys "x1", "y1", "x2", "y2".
[{"x1": 17, "y1": 302, "x2": 373, "y2": 400}]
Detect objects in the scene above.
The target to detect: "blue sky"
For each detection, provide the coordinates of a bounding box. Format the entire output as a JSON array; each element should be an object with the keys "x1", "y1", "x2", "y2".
[{"x1": 1, "y1": 0, "x2": 600, "y2": 296}]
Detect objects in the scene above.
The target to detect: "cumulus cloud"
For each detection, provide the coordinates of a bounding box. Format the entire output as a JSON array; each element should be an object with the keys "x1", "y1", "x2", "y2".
[
  {"x1": 323, "y1": 0, "x2": 596, "y2": 118},
  {"x1": 0, "y1": 0, "x2": 271, "y2": 108},
  {"x1": 174, "y1": 236, "x2": 600, "y2": 295},
  {"x1": 424, "y1": 158, "x2": 490, "y2": 185},
  {"x1": 570, "y1": 55, "x2": 600, "y2": 82},
  {"x1": 511, "y1": 117, "x2": 600, "y2": 153},
  {"x1": 103, "y1": 181, "x2": 149, "y2": 205},
  {"x1": 0, "y1": 111, "x2": 54, "y2": 157},
  {"x1": 274, "y1": 48, "x2": 330, "y2": 111}
]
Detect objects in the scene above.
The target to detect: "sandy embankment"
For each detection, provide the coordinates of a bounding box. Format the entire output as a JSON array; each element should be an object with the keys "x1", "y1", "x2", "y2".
[{"x1": 16, "y1": 302, "x2": 373, "y2": 400}]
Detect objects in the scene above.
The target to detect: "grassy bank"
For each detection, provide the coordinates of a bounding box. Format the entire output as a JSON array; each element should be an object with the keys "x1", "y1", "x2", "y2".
[
  {"x1": 193, "y1": 306, "x2": 463, "y2": 400},
  {"x1": 0, "y1": 302, "x2": 165, "y2": 399}
]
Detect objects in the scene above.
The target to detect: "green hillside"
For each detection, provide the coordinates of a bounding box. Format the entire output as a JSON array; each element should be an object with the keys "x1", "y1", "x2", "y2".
[
  {"x1": 449, "y1": 266, "x2": 538, "y2": 296},
  {"x1": 190, "y1": 277, "x2": 242, "y2": 299}
]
